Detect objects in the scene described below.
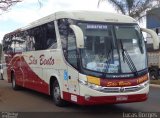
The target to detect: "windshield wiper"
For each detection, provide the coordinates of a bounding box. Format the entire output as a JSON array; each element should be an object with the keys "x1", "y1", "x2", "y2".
[
  {"x1": 106, "y1": 48, "x2": 112, "y2": 72},
  {"x1": 105, "y1": 38, "x2": 114, "y2": 72},
  {"x1": 120, "y1": 39, "x2": 138, "y2": 76}
]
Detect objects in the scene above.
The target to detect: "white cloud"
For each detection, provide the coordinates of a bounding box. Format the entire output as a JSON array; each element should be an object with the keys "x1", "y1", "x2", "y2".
[
  {"x1": 1, "y1": 0, "x2": 117, "y2": 23},
  {"x1": 0, "y1": 31, "x2": 5, "y2": 43},
  {"x1": 0, "y1": 0, "x2": 117, "y2": 43}
]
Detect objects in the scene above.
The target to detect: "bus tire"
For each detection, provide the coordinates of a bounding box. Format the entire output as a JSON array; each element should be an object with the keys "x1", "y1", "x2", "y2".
[
  {"x1": 52, "y1": 79, "x2": 66, "y2": 107},
  {"x1": 11, "y1": 72, "x2": 20, "y2": 90}
]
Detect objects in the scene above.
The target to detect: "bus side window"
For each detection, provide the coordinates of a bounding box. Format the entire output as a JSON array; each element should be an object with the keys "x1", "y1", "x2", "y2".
[
  {"x1": 46, "y1": 22, "x2": 57, "y2": 49},
  {"x1": 58, "y1": 19, "x2": 78, "y2": 68},
  {"x1": 67, "y1": 28, "x2": 78, "y2": 69},
  {"x1": 28, "y1": 27, "x2": 43, "y2": 51},
  {"x1": 3, "y1": 37, "x2": 13, "y2": 54},
  {"x1": 58, "y1": 19, "x2": 69, "y2": 57},
  {"x1": 28, "y1": 21, "x2": 57, "y2": 51},
  {"x1": 26, "y1": 35, "x2": 35, "y2": 51},
  {"x1": 14, "y1": 33, "x2": 27, "y2": 53},
  {"x1": 2, "y1": 32, "x2": 26, "y2": 54}
]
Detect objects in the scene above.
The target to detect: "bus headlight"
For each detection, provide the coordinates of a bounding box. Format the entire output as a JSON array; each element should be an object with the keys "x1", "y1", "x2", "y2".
[
  {"x1": 78, "y1": 79, "x2": 88, "y2": 85},
  {"x1": 88, "y1": 83, "x2": 102, "y2": 91},
  {"x1": 139, "y1": 80, "x2": 149, "y2": 88},
  {"x1": 79, "y1": 79, "x2": 102, "y2": 91},
  {"x1": 143, "y1": 80, "x2": 149, "y2": 87}
]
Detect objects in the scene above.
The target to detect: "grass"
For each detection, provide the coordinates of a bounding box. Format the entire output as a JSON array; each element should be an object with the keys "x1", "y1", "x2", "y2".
[{"x1": 150, "y1": 79, "x2": 160, "y2": 85}]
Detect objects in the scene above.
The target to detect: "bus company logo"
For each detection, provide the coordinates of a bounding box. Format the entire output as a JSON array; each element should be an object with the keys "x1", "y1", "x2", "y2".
[
  {"x1": 106, "y1": 82, "x2": 118, "y2": 87},
  {"x1": 120, "y1": 87, "x2": 125, "y2": 92},
  {"x1": 40, "y1": 54, "x2": 54, "y2": 65},
  {"x1": 28, "y1": 55, "x2": 54, "y2": 65},
  {"x1": 119, "y1": 81, "x2": 131, "y2": 86},
  {"x1": 137, "y1": 75, "x2": 148, "y2": 84},
  {"x1": 106, "y1": 81, "x2": 131, "y2": 87},
  {"x1": 29, "y1": 55, "x2": 37, "y2": 65}
]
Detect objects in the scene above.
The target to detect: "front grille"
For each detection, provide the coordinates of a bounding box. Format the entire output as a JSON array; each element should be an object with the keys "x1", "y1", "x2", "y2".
[
  {"x1": 102, "y1": 87, "x2": 120, "y2": 92},
  {"x1": 124, "y1": 86, "x2": 141, "y2": 92},
  {"x1": 100, "y1": 85, "x2": 143, "y2": 93}
]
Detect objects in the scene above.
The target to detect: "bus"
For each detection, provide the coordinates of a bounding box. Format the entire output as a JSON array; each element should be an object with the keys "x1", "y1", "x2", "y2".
[{"x1": 2, "y1": 11, "x2": 159, "y2": 106}]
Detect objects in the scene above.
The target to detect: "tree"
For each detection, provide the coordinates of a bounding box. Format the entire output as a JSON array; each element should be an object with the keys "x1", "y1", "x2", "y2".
[
  {"x1": 0, "y1": 0, "x2": 22, "y2": 11},
  {"x1": 98, "y1": 0, "x2": 160, "y2": 20}
]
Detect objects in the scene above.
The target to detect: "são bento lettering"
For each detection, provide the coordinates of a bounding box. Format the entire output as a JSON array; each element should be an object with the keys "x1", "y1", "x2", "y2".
[{"x1": 29, "y1": 54, "x2": 54, "y2": 65}]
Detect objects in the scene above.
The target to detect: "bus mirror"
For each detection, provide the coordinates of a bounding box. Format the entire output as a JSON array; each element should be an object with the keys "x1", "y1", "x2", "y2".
[
  {"x1": 70, "y1": 25, "x2": 84, "y2": 48},
  {"x1": 141, "y1": 28, "x2": 159, "y2": 50}
]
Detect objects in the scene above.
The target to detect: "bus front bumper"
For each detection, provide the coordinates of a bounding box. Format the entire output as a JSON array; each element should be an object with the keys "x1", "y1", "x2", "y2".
[
  {"x1": 62, "y1": 80, "x2": 149, "y2": 105},
  {"x1": 63, "y1": 92, "x2": 148, "y2": 105}
]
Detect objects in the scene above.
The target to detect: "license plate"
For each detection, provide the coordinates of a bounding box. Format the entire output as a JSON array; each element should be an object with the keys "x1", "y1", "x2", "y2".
[{"x1": 116, "y1": 96, "x2": 128, "y2": 101}]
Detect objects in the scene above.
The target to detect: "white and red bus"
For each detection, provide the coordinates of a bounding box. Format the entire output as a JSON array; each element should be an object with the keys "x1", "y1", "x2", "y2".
[{"x1": 2, "y1": 11, "x2": 159, "y2": 106}]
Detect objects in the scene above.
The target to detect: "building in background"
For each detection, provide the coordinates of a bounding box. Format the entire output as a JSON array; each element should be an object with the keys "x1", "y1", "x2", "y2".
[
  {"x1": 147, "y1": 7, "x2": 160, "y2": 44},
  {"x1": 146, "y1": 7, "x2": 160, "y2": 80}
]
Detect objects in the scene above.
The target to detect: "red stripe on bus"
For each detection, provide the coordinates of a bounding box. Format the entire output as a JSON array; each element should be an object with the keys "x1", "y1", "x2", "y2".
[{"x1": 63, "y1": 91, "x2": 148, "y2": 105}]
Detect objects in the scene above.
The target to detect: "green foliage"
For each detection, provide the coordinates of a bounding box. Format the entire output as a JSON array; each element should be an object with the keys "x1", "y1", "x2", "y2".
[
  {"x1": 98, "y1": 0, "x2": 160, "y2": 20},
  {"x1": 0, "y1": 0, "x2": 22, "y2": 11}
]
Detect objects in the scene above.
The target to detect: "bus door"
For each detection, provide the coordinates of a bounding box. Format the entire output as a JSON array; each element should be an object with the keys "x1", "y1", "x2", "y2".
[
  {"x1": 67, "y1": 66, "x2": 79, "y2": 95},
  {"x1": 66, "y1": 29, "x2": 80, "y2": 96}
]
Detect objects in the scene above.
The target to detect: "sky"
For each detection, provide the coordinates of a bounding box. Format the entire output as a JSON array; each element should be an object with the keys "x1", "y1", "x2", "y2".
[{"x1": 0, "y1": 0, "x2": 145, "y2": 43}]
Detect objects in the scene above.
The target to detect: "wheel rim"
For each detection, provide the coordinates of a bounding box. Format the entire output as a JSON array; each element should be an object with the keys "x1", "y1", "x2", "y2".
[{"x1": 53, "y1": 86, "x2": 60, "y2": 102}]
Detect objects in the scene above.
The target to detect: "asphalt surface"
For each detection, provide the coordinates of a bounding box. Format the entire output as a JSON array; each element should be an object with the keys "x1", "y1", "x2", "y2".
[{"x1": 0, "y1": 80, "x2": 160, "y2": 113}]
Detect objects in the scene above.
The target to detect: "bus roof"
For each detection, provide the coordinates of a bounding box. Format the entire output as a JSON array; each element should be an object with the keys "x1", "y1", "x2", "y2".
[
  {"x1": 6, "y1": 10, "x2": 137, "y2": 34},
  {"x1": 23, "y1": 11, "x2": 137, "y2": 30}
]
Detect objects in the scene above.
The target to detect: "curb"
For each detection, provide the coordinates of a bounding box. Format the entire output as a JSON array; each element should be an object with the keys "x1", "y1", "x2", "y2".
[{"x1": 150, "y1": 84, "x2": 160, "y2": 88}]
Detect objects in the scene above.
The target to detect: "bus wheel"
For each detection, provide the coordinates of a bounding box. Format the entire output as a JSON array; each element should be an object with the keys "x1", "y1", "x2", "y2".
[
  {"x1": 52, "y1": 80, "x2": 66, "y2": 107},
  {"x1": 11, "y1": 73, "x2": 20, "y2": 90}
]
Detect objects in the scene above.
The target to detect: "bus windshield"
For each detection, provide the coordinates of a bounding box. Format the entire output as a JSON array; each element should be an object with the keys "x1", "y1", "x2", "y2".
[{"x1": 78, "y1": 22, "x2": 147, "y2": 74}]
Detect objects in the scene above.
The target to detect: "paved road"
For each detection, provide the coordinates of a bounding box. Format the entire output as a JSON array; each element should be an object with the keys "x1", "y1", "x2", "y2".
[{"x1": 0, "y1": 80, "x2": 160, "y2": 113}]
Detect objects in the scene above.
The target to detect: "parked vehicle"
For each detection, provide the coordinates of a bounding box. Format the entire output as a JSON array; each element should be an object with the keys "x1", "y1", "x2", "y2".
[{"x1": 147, "y1": 43, "x2": 160, "y2": 80}]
